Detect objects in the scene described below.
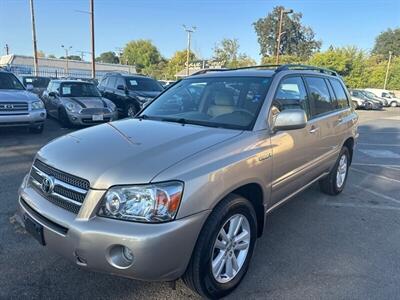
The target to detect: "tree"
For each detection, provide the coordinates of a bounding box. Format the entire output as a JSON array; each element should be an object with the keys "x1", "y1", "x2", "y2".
[
  {"x1": 213, "y1": 38, "x2": 256, "y2": 68},
  {"x1": 96, "y1": 51, "x2": 119, "y2": 64},
  {"x1": 253, "y1": 6, "x2": 321, "y2": 59},
  {"x1": 37, "y1": 50, "x2": 45, "y2": 58},
  {"x1": 164, "y1": 50, "x2": 196, "y2": 79},
  {"x1": 47, "y1": 54, "x2": 56, "y2": 59},
  {"x1": 372, "y1": 28, "x2": 400, "y2": 57},
  {"x1": 122, "y1": 40, "x2": 162, "y2": 73}
]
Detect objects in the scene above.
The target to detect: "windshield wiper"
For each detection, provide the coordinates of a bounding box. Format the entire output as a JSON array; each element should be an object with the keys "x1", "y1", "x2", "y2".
[
  {"x1": 160, "y1": 117, "x2": 188, "y2": 125},
  {"x1": 137, "y1": 114, "x2": 151, "y2": 121}
]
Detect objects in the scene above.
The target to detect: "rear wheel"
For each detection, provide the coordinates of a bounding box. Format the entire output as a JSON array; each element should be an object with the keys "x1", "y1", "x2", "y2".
[
  {"x1": 319, "y1": 146, "x2": 350, "y2": 195},
  {"x1": 183, "y1": 194, "x2": 257, "y2": 299}
]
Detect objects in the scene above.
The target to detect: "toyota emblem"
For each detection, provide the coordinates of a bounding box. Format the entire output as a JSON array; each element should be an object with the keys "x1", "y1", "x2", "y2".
[{"x1": 41, "y1": 176, "x2": 55, "y2": 194}]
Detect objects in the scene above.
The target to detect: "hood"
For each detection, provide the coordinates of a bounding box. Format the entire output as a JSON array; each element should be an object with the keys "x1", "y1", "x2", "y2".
[
  {"x1": 61, "y1": 96, "x2": 108, "y2": 108},
  {"x1": 0, "y1": 89, "x2": 39, "y2": 102},
  {"x1": 130, "y1": 90, "x2": 161, "y2": 99},
  {"x1": 37, "y1": 118, "x2": 242, "y2": 189}
]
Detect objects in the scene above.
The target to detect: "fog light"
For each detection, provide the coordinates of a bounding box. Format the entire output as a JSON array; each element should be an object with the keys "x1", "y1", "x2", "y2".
[
  {"x1": 122, "y1": 246, "x2": 133, "y2": 261},
  {"x1": 107, "y1": 245, "x2": 134, "y2": 269}
]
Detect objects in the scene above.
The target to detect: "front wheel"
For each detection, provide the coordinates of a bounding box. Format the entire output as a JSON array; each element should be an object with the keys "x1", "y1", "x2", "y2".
[
  {"x1": 125, "y1": 103, "x2": 138, "y2": 118},
  {"x1": 319, "y1": 146, "x2": 350, "y2": 195},
  {"x1": 390, "y1": 101, "x2": 398, "y2": 107},
  {"x1": 183, "y1": 194, "x2": 257, "y2": 299}
]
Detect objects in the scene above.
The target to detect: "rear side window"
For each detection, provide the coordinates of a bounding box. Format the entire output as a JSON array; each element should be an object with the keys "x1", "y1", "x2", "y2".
[
  {"x1": 305, "y1": 77, "x2": 335, "y2": 117},
  {"x1": 330, "y1": 79, "x2": 349, "y2": 109},
  {"x1": 107, "y1": 76, "x2": 117, "y2": 88},
  {"x1": 99, "y1": 76, "x2": 108, "y2": 87}
]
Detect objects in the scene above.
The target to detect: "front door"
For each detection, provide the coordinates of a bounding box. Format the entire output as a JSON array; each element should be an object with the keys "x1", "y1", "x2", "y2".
[{"x1": 269, "y1": 76, "x2": 323, "y2": 206}]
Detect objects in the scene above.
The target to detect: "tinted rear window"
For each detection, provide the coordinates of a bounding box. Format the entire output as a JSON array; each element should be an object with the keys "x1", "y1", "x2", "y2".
[
  {"x1": 305, "y1": 77, "x2": 336, "y2": 117},
  {"x1": 126, "y1": 77, "x2": 163, "y2": 92},
  {"x1": 330, "y1": 79, "x2": 349, "y2": 109}
]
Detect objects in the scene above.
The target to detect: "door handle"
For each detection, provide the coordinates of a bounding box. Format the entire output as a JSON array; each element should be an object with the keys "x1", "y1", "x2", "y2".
[{"x1": 309, "y1": 126, "x2": 319, "y2": 134}]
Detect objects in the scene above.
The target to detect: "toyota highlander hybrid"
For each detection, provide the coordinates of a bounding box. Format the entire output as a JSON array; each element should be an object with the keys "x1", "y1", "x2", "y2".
[{"x1": 17, "y1": 64, "x2": 358, "y2": 299}]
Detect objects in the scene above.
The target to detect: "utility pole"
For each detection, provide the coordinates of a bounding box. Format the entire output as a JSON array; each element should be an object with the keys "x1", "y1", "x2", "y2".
[
  {"x1": 29, "y1": 0, "x2": 39, "y2": 76},
  {"x1": 384, "y1": 51, "x2": 393, "y2": 90},
  {"x1": 61, "y1": 45, "x2": 72, "y2": 75},
  {"x1": 4, "y1": 44, "x2": 9, "y2": 55},
  {"x1": 90, "y1": 0, "x2": 95, "y2": 78},
  {"x1": 275, "y1": 8, "x2": 293, "y2": 64},
  {"x1": 183, "y1": 25, "x2": 196, "y2": 76}
]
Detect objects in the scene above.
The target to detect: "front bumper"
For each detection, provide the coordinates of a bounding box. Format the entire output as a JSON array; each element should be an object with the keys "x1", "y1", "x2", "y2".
[
  {"x1": 66, "y1": 111, "x2": 118, "y2": 126},
  {"x1": 17, "y1": 184, "x2": 208, "y2": 281},
  {"x1": 0, "y1": 109, "x2": 46, "y2": 127}
]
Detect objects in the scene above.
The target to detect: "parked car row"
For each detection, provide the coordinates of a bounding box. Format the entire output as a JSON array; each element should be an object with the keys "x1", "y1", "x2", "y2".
[
  {"x1": 0, "y1": 69, "x2": 164, "y2": 132},
  {"x1": 350, "y1": 88, "x2": 400, "y2": 110}
]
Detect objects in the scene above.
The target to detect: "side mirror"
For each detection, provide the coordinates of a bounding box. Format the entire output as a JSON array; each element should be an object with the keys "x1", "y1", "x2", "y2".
[
  {"x1": 273, "y1": 109, "x2": 307, "y2": 132},
  {"x1": 26, "y1": 84, "x2": 34, "y2": 91},
  {"x1": 48, "y1": 91, "x2": 58, "y2": 97}
]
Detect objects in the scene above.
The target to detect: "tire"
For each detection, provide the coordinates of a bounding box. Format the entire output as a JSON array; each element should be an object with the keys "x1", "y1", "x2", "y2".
[
  {"x1": 182, "y1": 194, "x2": 257, "y2": 299},
  {"x1": 125, "y1": 103, "x2": 138, "y2": 118},
  {"x1": 319, "y1": 146, "x2": 350, "y2": 195},
  {"x1": 28, "y1": 124, "x2": 44, "y2": 134},
  {"x1": 390, "y1": 101, "x2": 398, "y2": 107},
  {"x1": 59, "y1": 108, "x2": 72, "y2": 128}
]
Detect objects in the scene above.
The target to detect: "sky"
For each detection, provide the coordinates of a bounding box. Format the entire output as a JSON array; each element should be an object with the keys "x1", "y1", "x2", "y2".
[{"x1": 0, "y1": 0, "x2": 399, "y2": 63}]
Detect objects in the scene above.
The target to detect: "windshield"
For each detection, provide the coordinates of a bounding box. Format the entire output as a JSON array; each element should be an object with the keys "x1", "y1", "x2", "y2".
[
  {"x1": 0, "y1": 73, "x2": 25, "y2": 90},
  {"x1": 23, "y1": 77, "x2": 50, "y2": 88},
  {"x1": 60, "y1": 82, "x2": 101, "y2": 97},
  {"x1": 139, "y1": 76, "x2": 271, "y2": 130},
  {"x1": 126, "y1": 77, "x2": 163, "y2": 92},
  {"x1": 363, "y1": 91, "x2": 377, "y2": 98}
]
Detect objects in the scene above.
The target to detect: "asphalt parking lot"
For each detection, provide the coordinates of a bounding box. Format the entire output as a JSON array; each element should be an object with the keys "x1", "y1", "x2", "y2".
[{"x1": 1, "y1": 109, "x2": 400, "y2": 299}]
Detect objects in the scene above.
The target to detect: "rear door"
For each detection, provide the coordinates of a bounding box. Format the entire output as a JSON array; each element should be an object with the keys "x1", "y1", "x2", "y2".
[{"x1": 303, "y1": 76, "x2": 342, "y2": 173}]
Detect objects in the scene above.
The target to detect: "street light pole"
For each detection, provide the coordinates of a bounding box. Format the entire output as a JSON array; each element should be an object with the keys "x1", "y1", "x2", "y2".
[
  {"x1": 29, "y1": 0, "x2": 39, "y2": 76},
  {"x1": 90, "y1": 0, "x2": 95, "y2": 79},
  {"x1": 61, "y1": 45, "x2": 72, "y2": 75},
  {"x1": 384, "y1": 51, "x2": 393, "y2": 90},
  {"x1": 275, "y1": 8, "x2": 293, "y2": 64},
  {"x1": 183, "y1": 25, "x2": 196, "y2": 76}
]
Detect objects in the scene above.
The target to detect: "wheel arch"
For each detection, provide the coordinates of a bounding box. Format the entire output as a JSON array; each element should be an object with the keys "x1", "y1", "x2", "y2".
[{"x1": 343, "y1": 137, "x2": 355, "y2": 165}]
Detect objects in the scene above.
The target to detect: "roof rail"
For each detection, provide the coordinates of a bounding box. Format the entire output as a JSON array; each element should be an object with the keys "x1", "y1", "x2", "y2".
[
  {"x1": 189, "y1": 64, "x2": 338, "y2": 77},
  {"x1": 276, "y1": 64, "x2": 338, "y2": 76}
]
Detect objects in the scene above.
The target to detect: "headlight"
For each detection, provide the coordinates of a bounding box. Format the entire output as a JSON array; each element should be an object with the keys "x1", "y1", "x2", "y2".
[
  {"x1": 98, "y1": 181, "x2": 184, "y2": 223},
  {"x1": 136, "y1": 95, "x2": 152, "y2": 103},
  {"x1": 31, "y1": 100, "x2": 44, "y2": 110},
  {"x1": 65, "y1": 101, "x2": 82, "y2": 113}
]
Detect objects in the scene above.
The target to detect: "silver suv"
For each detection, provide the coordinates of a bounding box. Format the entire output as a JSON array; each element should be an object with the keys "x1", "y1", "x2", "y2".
[
  {"x1": 17, "y1": 65, "x2": 358, "y2": 298},
  {"x1": 0, "y1": 69, "x2": 46, "y2": 133}
]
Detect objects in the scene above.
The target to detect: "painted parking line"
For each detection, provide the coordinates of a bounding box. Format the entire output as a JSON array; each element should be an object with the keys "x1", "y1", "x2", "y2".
[
  {"x1": 351, "y1": 167, "x2": 400, "y2": 184},
  {"x1": 357, "y1": 149, "x2": 400, "y2": 159},
  {"x1": 358, "y1": 143, "x2": 400, "y2": 147},
  {"x1": 352, "y1": 163, "x2": 400, "y2": 169}
]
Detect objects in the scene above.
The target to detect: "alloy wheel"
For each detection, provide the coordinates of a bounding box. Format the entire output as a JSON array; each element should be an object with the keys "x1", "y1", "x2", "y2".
[
  {"x1": 336, "y1": 154, "x2": 347, "y2": 189},
  {"x1": 211, "y1": 214, "x2": 251, "y2": 283}
]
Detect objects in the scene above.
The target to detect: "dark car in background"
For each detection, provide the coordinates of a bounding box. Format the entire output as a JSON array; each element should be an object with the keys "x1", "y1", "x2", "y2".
[
  {"x1": 19, "y1": 76, "x2": 51, "y2": 98},
  {"x1": 42, "y1": 80, "x2": 118, "y2": 128},
  {"x1": 0, "y1": 70, "x2": 46, "y2": 133},
  {"x1": 350, "y1": 89, "x2": 383, "y2": 110},
  {"x1": 98, "y1": 72, "x2": 164, "y2": 117}
]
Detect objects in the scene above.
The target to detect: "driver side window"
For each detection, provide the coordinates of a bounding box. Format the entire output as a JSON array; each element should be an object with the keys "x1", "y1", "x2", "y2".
[{"x1": 272, "y1": 76, "x2": 309, "y2": 118}]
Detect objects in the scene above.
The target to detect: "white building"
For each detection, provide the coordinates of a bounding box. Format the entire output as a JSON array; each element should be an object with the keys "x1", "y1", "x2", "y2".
[{"x1": 0, "y1": 54, "x2": 136, "y2": 79}]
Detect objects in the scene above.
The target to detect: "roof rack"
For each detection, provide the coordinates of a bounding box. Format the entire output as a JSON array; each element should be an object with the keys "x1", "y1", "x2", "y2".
[
  {"x1": 276, "y1": 64, "x2": 338, "y2": 76},
  {"x1": 190, "y1": 64, "x2": 338, "y2": 77}
]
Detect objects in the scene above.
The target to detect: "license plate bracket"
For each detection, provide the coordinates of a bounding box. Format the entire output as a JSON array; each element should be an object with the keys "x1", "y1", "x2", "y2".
[
  {"x1": 24, "y1": 214, "x2": 46, "y2": 246},
  {"x1": 92, "y1": 114, "x2": 104, "y2": 121}
]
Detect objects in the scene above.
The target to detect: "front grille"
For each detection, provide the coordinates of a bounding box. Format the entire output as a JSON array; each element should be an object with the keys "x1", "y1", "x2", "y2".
[
  {"x1": 29, "y1": 160, "x2": 90, "y2": 214},
  {"x1": 80, "y1": 108, "x2": 111, "y2": 115},
  {"x1": 0, "y1": 102, "x2": 28, "y2": 114}
]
